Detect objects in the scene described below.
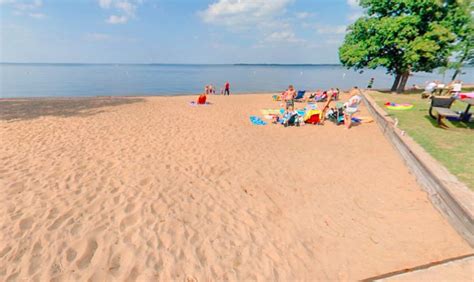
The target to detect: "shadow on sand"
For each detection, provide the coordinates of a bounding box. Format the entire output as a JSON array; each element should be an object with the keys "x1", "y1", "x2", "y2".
[{"x1": 0, "y1": 97, "x2": 145, "y2": 122}]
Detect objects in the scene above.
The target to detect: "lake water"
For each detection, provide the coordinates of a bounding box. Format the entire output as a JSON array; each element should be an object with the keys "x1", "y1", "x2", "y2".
[{"x1": 1, "y1": 63, "x2": 472, "y2": 98}]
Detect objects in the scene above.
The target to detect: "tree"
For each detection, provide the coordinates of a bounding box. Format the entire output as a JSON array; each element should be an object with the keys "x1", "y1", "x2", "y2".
[
  {"x1": 339, "y1": 0, "x2": 471, "y2": 93},
  {"x1": 445, "y1": 0, "x2": 473, "y2": 80}
]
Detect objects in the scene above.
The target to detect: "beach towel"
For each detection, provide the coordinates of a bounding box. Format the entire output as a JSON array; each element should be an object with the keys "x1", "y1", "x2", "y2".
[
  {"x1": 189, "y1": 101, "x2": 210, "y2": 106},
  {"x1": 459, "y1": 92, "x2": 474, "y2": 99},
  {"x1": 261, "y1": 109, "x2": 281, "y2": 115},
  {"x1": 250, "y1": 116, "x2": 267, "y2": 126}
]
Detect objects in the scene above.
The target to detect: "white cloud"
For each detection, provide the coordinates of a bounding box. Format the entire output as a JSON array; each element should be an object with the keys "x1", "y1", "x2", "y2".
[
  {"x1": 107, "y1": 15, "x2": 128, "y2": 24},
  {"x1": 28, "y1": 12, "x2": 45, "y2": 19},
  {"x1": 99, "y1": 0, "x2": 112, "y2": 9},
  {"x1": 15, "y1": 0, "x2": 41, "y2": 10},
  {"x1": 348, "y1": 11, "x2": 363, "y2": 21},
  {"x1": 264, "y1": 30, "x2": 304, "y2": 43},
  {"x1": 315, "y1": 25, "x2": 347, "y2": 34},
  {"x1": 199, "y1": 0, "x2": 293, "y2": 29},
  {"x1": 1, "y1": 0, "x2": 46, "y2": 19},
  {"x1": 347, "y1": 0, "x2": 359, "y2": 9},
  {"x1": 98, "y1": 0, "x2": 142, "y2": 24},
  {"x1": 85, "y1": 32, "x2": 112, "y2": 41},
  {"x1": 295, "y1": 12, "x2": 311, "y2": 19},
  {"x1": 346, "y1": 0, "x2": 363, "y2": 22}
]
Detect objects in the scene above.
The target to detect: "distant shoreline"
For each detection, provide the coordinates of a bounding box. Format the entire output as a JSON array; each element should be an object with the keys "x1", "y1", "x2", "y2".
[
  {"x1": 1, "y1": 62, "x2": 473, "y2": 67},
  {"x1": 0, "y1": 62, "x2": 343, "y2": 66}
]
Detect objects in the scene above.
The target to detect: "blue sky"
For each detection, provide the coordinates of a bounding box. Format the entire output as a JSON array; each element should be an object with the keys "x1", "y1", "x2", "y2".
[{"x1": 0, "y1": 0, "x2": 363, "y2": 63}]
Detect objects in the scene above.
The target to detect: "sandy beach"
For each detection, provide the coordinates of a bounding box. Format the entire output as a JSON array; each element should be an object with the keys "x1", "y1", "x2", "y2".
[{"x1": 0, "y1": 93, "x2": 472, "y2": 281}]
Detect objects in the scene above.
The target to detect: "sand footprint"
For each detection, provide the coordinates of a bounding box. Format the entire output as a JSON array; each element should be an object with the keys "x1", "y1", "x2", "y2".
[
  {"x1": 48, "y1": 210, "x2": 73, "y2": 231},
  {"x1": 120, "y1": 213, "x2": 138, "y2": 231},
  {"x1": 109, "y1": 254, "x2": 121, "y2": 276},
  {"x1": 76, "y1": 239, "x2": 98, "y2": 269},
  {"x1": 66, "y1": 248, "x2": 77, "y2": 262},
  {"x1": 0, "y1": 246, "x2": 12, "y2": 258},
  {"x1": 139, "y1": 177, "x2": 151, "y2": 186},
  {"x1": 28, "y1": 240, "x2": 43, "y2": 275},
  {"x1": 125, "y1": 202, "x2": 136, "y2": 213},
  {"x1": 19, "y1": 216, "x2": 34, "y2": 230}
]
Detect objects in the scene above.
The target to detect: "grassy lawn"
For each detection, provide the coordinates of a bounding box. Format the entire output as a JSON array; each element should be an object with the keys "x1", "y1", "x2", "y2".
[{"x1": 368, "y1": 88, "x2": 474, "y2": 190}]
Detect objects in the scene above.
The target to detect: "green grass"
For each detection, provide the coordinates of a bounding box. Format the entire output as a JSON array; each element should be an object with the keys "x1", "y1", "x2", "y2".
[{"x1": 369, "y1": 89, "x2": 474, "y2": 190}]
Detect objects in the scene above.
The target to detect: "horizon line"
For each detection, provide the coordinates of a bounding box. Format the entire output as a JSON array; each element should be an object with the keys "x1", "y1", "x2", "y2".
[{"x1": 0, "y1": 62, "x2": 343, "y2": 66}]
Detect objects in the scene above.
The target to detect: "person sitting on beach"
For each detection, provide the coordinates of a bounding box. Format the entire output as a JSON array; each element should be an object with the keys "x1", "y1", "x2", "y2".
[
  {"x1": 197, "y1": 87, "x2": 207, "y2": 104},
  {"x1": 281, "y1": 109, "x2": 300, "y2": 127},
  {"x1": 283, "y1": 85, "x2": 296, "y2": 110},
  {"x1": 307, "y1": 89, "x2": 322, "y2": 101},
  {"x1": 422, "y1": 81, "x2": 437, "y2": 98},
  {"x1": 343, "y1": 87, "x2": 362, "y2": 129},
  {"x1": 450, "y1": 80, "x2": 462, "y2": 95},
  {"x1": 319, "y1": 91, "x2": 335, "y2": 125}
]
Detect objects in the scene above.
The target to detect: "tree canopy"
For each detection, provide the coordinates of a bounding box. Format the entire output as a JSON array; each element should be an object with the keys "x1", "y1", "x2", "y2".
[{"x1": 339, "y1": 0, "x2": 473, "y2": 92}]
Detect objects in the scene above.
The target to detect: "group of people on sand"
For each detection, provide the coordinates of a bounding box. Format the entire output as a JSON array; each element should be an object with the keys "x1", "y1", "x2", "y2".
[
  {"x1": 278, "y1": 85, "x2": 361, "y2": 129},
  {"x1": 198, "y1": 81, "x2": 231, "y2": 104},
  {"x1": 204, "y1": 82, "x2": 231, "y2": 96}
]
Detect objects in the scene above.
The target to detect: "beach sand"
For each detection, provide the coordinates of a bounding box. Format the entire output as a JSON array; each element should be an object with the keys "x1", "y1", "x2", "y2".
[{"x1": 0, "y1": 93, "x2": 472, "y2": 281}]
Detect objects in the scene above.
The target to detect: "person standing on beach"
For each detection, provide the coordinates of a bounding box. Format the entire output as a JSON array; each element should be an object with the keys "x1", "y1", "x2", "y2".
[
  {"x1": 209, "y1": 84, "x2": 215, "y2": 95},
  {"x1": 367, "y1": 77, "x2": 374, "y2": 89},
  {"x1": 284, "y1": 85, "x2": 296, "y2": 110},
  {"x1": 224, "y1": 81, "x2": 230, "y2": 96}
]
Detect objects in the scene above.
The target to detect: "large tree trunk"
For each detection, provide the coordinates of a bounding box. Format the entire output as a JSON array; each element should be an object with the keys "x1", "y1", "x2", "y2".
[
  {"x1": 396, "y1": 71, "x2": 410, "y2": 93},
  {"x1": 391, "y1": 73, "x2": 402, "y2": 92},
  {"x1": 451, "y1": 68, "x2": 460, "y2": 81}
]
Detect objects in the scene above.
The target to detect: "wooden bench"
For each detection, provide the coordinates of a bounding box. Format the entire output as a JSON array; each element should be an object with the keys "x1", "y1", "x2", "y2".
[
  {"x1": 429, "y1": 96, "x2": 458, "y2": 128},
  {"x1": 433, "y1": 107, "x2": 460, "y2": 127}
]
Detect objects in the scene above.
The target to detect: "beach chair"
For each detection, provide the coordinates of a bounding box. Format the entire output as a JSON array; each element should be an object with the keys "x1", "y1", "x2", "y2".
[{"x1": 294, "y1": 90, "x2": 306, "y2": 102}]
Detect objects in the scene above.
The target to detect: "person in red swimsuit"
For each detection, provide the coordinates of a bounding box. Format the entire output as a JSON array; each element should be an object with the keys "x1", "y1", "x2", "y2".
[
  {"x1": 224, "y1": 81, "x2": 230, "y2": 96},
  {"x1": 197, "y1": 87, "x2": 207, "y2": 104}
]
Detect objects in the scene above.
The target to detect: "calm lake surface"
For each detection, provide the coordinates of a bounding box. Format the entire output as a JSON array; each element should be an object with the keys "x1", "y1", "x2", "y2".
[{"x1": 1, "y1": 63, "x2": 472, "y2": 98}]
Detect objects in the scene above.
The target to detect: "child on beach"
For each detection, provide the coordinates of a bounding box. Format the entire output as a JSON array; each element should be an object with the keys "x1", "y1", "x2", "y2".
[{"x1": 283, "y1": 85, "x2": 296, "y2": 110}]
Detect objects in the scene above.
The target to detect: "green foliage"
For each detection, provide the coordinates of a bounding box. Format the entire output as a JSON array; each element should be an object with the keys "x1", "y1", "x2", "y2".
[
  {"x1": 445, "y1": 0, "x2": 473, "y2": 78},
  {"x1": 370, "y1": 90, "x2": 474, "y2": 189},
  {"x1": 339, "y1": 0, "x2": 472, "y2": 85}
]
